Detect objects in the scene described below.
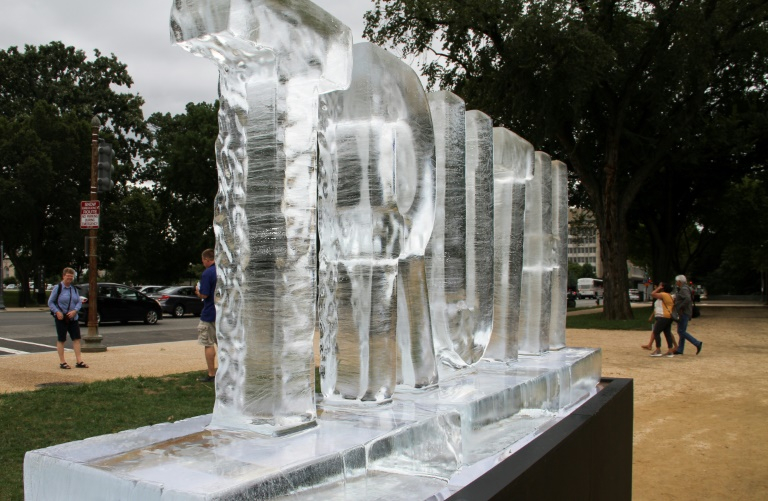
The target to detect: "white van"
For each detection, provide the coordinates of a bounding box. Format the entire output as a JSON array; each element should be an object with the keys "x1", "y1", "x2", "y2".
[{"x1": 577, "y1": 278, "x2": 604, "y2": 299}]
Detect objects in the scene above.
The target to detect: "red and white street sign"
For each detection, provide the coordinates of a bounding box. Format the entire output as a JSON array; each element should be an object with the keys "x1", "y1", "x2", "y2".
[{"x1": 80, "y1": 201, "x2": 101, "y2": 229}]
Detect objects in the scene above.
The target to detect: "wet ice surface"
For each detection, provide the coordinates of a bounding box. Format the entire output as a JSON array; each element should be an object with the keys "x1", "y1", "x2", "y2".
[{"x1": 25, "y1": 349, "x2": 601, "y2": 501}]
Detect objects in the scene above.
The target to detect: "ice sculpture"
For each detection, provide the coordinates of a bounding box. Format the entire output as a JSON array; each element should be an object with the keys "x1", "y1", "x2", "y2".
[
  {"x1": 23, "y1": 2, "x2": 602, "y2": 499},
  {"x1": 518, "y1": 151, "x2": 555, "y2": 355},
  {"x1": 426, "y1": 91, "x2": 473, "y2": 372},
  {"x1": 549, "y1": 160, "x2": 569, "y2": 349},
  {"x1": 465, "y1": 110, "x2": 495, "y2": 361},
  {"x1": 483, "y1": 128, "x2": 533, "y2": 363},
  {"x1": 171, "y1": 0, "x2": 353, "y2": 434}
]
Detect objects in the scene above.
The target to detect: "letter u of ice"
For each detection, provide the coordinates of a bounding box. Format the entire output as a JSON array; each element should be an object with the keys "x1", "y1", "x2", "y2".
[{"x1": 426, "y1": 91, "x2": 472, "y2": 373}]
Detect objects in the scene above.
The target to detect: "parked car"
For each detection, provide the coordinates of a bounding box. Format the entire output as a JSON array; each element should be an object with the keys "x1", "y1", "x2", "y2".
[
  {"x1": 628, "y1": 289, "x2": 641, "y2": 302},
  {"x1": 137, "y1": 285, "x2": 168, "y2": 295},
  {"x1": 150, "y1": 286, "x2": 203, "y2": 318},
  {"x1": 5, "y1": 284, "x2": 17, "y2": 290},
  {"x1": 76, "y1": 283, "x2": 162, "y2": 326}
]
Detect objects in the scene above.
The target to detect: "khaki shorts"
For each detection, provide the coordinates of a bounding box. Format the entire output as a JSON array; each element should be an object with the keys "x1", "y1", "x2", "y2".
[{"x1": 197, "y1": 321, "x2": 217, "y2": 346}]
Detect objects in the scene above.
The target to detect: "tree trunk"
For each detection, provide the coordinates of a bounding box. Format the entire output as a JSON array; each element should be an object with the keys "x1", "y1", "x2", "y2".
[
  {"x1": 599, "y1": 141, "x2": 633, "y2": 320},
  {"x1": 643, "y1": 216, "x2": 675, "y2": 283}
]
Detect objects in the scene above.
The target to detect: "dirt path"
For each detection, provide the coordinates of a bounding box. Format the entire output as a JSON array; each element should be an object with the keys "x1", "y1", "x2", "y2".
[{"x1": 567, "y1": 305, "x2": 768, "y2": 500}]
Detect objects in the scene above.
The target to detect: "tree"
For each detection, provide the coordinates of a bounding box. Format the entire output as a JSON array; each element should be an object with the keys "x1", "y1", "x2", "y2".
[
  {"x1": 0, "y1": 102, "x2": 90, "y2": 304},
  {"x1": 365, "y1": 0, "x2": 768, "y2": 319},
  {"x1": 135, "y1": 102, "x2": 218, "y2": 284},
  {"x1": 697, "y1": 174, "x2": 768, "y2": 296},
  {"x1": 0, "y1": 42, "x2": 146, "y2": 305},
  {"x1": 107, "y1": 189, "x2": 166, "y2": 284}
]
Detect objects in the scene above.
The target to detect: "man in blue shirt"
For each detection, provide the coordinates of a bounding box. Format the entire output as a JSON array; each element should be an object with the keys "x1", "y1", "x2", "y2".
[
  {"x1": 48, "y1": 267, "x2": 88, "y2": 369},
  {"x1": 195, "y1": 248, "x2": 217, "y2": 382}
]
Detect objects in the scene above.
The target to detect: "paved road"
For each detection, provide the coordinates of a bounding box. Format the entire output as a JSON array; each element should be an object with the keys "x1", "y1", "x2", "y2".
[{"x1": 0, "y1": 310, "x2": 199, "y2": 356}]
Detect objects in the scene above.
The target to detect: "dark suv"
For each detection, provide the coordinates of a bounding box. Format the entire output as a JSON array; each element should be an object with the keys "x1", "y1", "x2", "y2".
[{"x1": 76, "y1": 283, "x2": 163, "y2": 326}]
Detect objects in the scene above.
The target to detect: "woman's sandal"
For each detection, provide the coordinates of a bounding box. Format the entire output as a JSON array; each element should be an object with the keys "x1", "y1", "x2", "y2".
[
  {"x1": 60, "y1": 362, "x2": 71, "y2": 369},
  {"x1": 75, "y1": 362, "x2": 89, "y2": 369},
  {"x1": 641, "y1": 344, "x2": 652, "y2": 350}
]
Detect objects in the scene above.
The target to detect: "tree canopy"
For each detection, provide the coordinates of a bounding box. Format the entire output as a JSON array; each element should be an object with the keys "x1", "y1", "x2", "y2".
[
  {"x1": 0, "y1": 42, "x2": 146, "y2": 304},
  {"x1": 113, "y1": 101, "x2": 218, "y2": 285},
  {"x1": 365, "y1": 0, "x2": 768, "y2": 317}
]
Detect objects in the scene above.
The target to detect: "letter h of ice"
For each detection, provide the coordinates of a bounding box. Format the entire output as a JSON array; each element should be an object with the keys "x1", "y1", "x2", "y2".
[{"x1": 171, "y1": 0, "x2": 352, "y2": 434}]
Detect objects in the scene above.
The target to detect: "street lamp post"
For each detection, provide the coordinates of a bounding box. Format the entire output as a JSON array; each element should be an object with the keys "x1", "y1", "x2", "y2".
[{"x1": 80, "y1": 116, "x2": 106, "y2": 352}]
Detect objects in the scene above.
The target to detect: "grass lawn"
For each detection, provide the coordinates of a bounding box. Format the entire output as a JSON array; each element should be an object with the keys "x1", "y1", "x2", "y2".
[
  {"x1": 1, "y1": 290, "x2": 43, "y2": 308},
  {"x1": 0, "y1": 372, "x2": 215, "y2": 501},
  {"x1": 566, "y1": 306, "x2": 653, "y2": 330}
]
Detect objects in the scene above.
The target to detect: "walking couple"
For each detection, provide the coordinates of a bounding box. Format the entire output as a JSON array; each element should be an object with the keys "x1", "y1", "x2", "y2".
[{"x1": 642, "y1": 275, "x2": 703, "y2": 357}]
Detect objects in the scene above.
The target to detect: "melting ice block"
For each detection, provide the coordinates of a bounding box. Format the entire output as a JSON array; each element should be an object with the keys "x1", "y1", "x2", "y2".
[
  {"x1": 171, "y1": 0, "x2": 353, "y2": 434},
  {"x1": 426, "y1": 91, "x2": 472, "y2": 373},
  {"x1": 483, "y1": 128, "x2": 533, "y2": 363},
  {"x1": 549, "y1": 160, "x2": 569, "y2": 349},
  {"x1": 518, "y1": 151, "x2": 555, "y2": 355},
  {"x1": 465, "y1": 110, "x2": 495, "y2": 361}
]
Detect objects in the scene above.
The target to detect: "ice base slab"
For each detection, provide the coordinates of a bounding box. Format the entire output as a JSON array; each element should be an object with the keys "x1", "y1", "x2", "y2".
[{"x1": 24, "y1": 348, "x2": 600, "y2": 501}]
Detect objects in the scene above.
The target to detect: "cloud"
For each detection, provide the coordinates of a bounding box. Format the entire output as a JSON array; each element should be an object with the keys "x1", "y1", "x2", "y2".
[{"x1": 1, "y1": 0, "x2": 374, "y2": 117}]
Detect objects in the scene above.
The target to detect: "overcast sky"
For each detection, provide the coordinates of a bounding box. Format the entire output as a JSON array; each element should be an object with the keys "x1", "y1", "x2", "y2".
[{"x1": 0, "y1": 0, "x2": 379, "y2": 117}]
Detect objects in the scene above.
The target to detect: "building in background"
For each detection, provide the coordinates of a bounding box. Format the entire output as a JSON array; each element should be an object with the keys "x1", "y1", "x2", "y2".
[
  {"x1": 567, "y1": 209, "x2": 602, "y2": 276},
  {"x1": 567, "y1": 210, "x2": 646, "y2": 293},
  {"x1": 2, "y1": 254, "x2": 14, "y2": 281}
]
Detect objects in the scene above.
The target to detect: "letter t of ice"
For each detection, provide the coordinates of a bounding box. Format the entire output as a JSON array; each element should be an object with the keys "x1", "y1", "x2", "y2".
[{"x1": 171, "y1": 0, "x2": 352, "y2": 435}]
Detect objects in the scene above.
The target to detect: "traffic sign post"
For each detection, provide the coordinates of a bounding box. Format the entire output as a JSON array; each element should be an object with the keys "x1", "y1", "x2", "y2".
[
  {"x1": 81, "y1": 116, "x2": 106, "y2": 353},
  {"x1": 80, "y1": 201, "x2": 100, "y2": 229}
]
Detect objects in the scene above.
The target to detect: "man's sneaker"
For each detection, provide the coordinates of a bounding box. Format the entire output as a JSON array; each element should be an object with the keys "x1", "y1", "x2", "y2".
[
  {"x1": 197, "y1": 374, "x2": 216, "y2": 383},
  {"x1": 696, "y1": 342, "x2": 703, "y2": 355},
  {"x1": 673, "y1": 351, "x2": 683, "y2": 355}
]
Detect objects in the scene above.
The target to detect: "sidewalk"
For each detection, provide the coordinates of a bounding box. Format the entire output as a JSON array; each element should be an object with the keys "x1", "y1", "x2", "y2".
[{"x1": 0, "y1": 340, "x2": 204, "y2": 393}]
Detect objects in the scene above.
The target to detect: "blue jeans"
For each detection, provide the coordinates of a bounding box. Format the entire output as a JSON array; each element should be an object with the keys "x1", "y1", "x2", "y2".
[{"x1": 676, "y1": 314, "x2": 700, "y2": 353}]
